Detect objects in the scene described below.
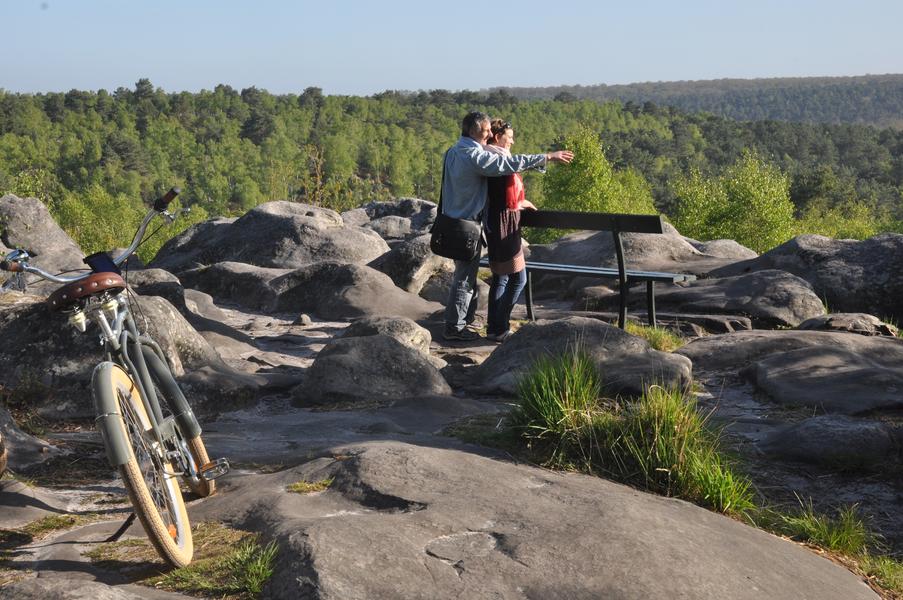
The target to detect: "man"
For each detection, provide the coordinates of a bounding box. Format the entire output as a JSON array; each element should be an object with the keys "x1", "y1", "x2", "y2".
[{"x1": 441, "y1": 111, "x2": 574, "y2": 340}]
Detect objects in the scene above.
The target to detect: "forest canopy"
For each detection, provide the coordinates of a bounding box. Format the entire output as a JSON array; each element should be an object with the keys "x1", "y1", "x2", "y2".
[{"x1": 1, "y1": 79, "x2": 902, "y2": 259}]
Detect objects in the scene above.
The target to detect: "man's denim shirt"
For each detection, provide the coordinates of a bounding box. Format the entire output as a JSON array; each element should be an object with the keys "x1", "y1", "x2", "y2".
[{"x1": 440, "y1": 137, "x2": 547, "y2": 220}]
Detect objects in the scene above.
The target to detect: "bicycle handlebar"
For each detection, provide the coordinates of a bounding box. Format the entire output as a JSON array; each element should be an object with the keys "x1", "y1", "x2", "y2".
[
  {"x1": 153, "y1": 187, "x2": 181, "y2": 212},
  {"x1": 1, "y1": 187, "x2": 184, "y2": 284}
]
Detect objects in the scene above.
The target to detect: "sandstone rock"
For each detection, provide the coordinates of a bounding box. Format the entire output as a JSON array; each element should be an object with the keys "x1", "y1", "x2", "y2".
[
  {"x1": 340, "y1": 207, "x2": 371, "y2": 228},
  {"x1": 710, "y1": 233, "x2": 903, "y2": 321},
  {"x1": 292, "y1": 334, "x2": 451, "y2": 407},
  {"x1": 0, "y1": 194, "x2": 86, "y2": 295},
  {"x1": 369, "y1": 233, "x2": 453, "y2": 294},
  {"x1": 342, "y1": 316, "x2": 432, "y2": 356},
  {"x1": 688, "y1": 238, "x2": 758, "y2": 259},
  {"x1": 361, "y1": 198, "x2": 437, "y2": 234},
  {"x1": 151, "y1": 201, "x2": 389, "y2": 274},
  {"x1": 649, "y1": 269, "x2": 825, "y2": 328},
  {"x1": 528, "y1": 221, "x2": 735, "y2": 278},
  {"x1": 761, "y1": 415, "x2": 898, "y2": 470},
  {"x1": 0, "y1": 404, "x2": 60, "y2": 471},
  {"x1": 267, "y1": 261, "x2": 441, "y2": 321},
  {"x1": 126, "y1": 267, "x2": 185, "y2": 310},
  {"x1": 192, "y1": 441, "x2": 877, "y2": 600},
  {"x1": 178, "y1": 261, "x2": 287, "y2": 309},
  {"x1": 797, "y1": 313, "x2": 899, "y2": 337},
  {"x1": 0, "y1": 291, "x2": 251, "y2": 419},
  {"x1": 740, "y1": 345, "x2": 903, "y2": 415},
  {"x1": 0, "y1": 579, "x2": 147, "y2": 600},
  {"x1": 366, "y1": 215, "x2": 412, "y2": 240},
  {"x1": 472, "y1": 316, "x2": 692, "y2": 396}
]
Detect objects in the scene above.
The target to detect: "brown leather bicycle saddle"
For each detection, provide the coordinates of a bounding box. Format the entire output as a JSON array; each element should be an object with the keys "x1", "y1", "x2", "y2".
[{"x1": 47, "y1": 272, "x2": 127, "y2": 312}]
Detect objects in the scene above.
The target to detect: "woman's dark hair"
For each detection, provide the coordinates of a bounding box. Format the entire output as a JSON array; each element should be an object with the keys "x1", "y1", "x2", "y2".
[
  {"x1": 461, "y1": 111, "x2": 490, "y2": 137},
  {"x1": 489, "y1": 119, "x2": 512, "y2": 143}
]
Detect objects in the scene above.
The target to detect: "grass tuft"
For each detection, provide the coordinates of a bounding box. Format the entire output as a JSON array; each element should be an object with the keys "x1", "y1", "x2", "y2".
[
  {"x1": 286, "y1": 478, "x2": 333, "y2": 494},
  {"x1": 512, "y1": 349, "x2": 754, "y2": 515},
  {"x1": 624, "y1": 321, "x2": 684, "y2": 351},
  {"x1": 776, "y1": 500, "x2": 870, "y2": 556}
]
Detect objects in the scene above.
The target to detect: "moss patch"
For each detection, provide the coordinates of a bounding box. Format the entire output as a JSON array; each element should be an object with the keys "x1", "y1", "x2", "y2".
[
  {"x1": 86, "y1": 521, "x2": 278, "y2": 599},
  {"x1": 286, "y1": 478, "x2": 333, "y2": 494}
]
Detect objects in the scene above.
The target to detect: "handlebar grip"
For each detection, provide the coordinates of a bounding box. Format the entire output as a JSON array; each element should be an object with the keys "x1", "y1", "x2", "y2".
[
  {"x1": 0, "y1": 260, "x2": 23, "y2": 272},
  {"x1": 153, "y1": 187, "x2": 181, "y2": 211}
]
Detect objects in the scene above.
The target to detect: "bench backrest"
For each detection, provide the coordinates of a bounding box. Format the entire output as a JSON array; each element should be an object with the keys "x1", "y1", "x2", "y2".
[{"x1": 520, "y1": 210, "x2": 664, "y2": 234}]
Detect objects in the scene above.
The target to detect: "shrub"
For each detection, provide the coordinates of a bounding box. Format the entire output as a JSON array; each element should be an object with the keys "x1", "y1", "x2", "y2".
[
  {"x1": 672, "y1": 150, "x2": 796, "y2": 253},
  {"x1": 534, "y1": 125, "x2": 656, "y2": 243}
]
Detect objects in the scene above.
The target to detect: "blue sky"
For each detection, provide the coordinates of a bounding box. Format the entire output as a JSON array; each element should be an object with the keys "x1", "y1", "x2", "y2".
[{"x1": 2, "y1": 0, "x2": 902, "y2": 95}]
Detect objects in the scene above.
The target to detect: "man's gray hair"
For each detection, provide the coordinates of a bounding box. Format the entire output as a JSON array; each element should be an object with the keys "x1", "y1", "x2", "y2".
[{"x1": 461, "y1": 111, "x2": 490, "y2": 137}]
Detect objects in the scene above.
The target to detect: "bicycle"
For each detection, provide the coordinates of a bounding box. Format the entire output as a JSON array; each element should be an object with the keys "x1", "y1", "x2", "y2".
[{"x1": 0, "y1": 187, "x2": 228, "y2": 567}]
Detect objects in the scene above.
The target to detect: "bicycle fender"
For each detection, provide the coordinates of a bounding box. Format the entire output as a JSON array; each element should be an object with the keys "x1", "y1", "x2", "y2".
[
  {"x1": 91, "y1": 361, "x2": 133, "y2": 467},
  {"x1": 141, "y1": 347, "x2": 202, "y2": 439}
]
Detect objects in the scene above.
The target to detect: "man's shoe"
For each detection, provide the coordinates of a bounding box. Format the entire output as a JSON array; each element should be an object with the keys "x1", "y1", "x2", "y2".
[
  {"x1": 488, "y1": 330, "x2": 513, "y2": 343},
  {"x1": 443, "y1": 328, "x2": 481, "y2": 341}
]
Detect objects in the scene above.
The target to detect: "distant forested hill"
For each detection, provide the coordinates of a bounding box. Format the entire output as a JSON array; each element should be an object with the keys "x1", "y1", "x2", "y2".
[
  {"x1": 1, "y1": 80, "x2": 902, "y2": 258},
  {"x1": 493, "y1": 74, "x2": 903, "y2": 128}
]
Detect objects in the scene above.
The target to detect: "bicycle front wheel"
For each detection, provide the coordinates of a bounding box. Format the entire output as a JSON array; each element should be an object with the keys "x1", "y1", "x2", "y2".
[{"x1": 99, "y1": 364, "x2": 193, "y2": 567}]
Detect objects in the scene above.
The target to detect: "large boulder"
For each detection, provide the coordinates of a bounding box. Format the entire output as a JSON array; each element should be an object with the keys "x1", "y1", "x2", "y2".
[
  {"x1": 178, "y1": 261, "x2": 286, "y2": 309},
  {"x1": 368, "y1": 234, "x2": 453, "y2": 295},
  {"x1": 0, "y1": 195, "x2": 86, "y2": 295},
  {"x1": 710, "y1": 233, "x2": 903, "y2": 321},
  {"x1": 151, "y1": 201, "x2": 389, "y2": 274},
  {"x1": 193, "y1": 441, "x2": 877, "y2": 600},
  {"x1": 342, "y1": 316, "x2": 432, "y2": 356},
  {"x1": 292, "y1": 334, "x2": 451, "y2": 407},
  {"x1": 0, "y1": 291, "x2": 253, "y2": 419},
  {"x1": 647, "y1": 269, "x2": 826, "y2": 328},
  {"x1": 267, "y1": 261, "x2": 442, "y2": 321},
  {"x1": 528, "y1": 221, "x2": 736, "y2": 278},
  {"x1": 471, "y1": 316, "x2": 692, "y2": 396}
]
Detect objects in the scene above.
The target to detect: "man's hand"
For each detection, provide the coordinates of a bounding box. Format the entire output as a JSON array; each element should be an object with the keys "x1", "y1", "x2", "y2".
[
  {"x1": 520, "y1": 200, "x2": 538, "y2": 211},
  {"x1": 546, "y1": 150, "x2": 575, "y2": 164}
]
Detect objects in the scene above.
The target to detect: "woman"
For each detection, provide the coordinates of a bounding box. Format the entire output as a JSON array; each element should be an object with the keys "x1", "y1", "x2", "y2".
[{"x1": 483, "y1": 119, "x2": 535, "y2": 342}]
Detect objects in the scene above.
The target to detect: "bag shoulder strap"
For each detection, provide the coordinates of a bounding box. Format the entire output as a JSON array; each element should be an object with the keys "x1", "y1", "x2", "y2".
[{"x1": 437, "y1": 149, "x2": 449, "y2": 215}]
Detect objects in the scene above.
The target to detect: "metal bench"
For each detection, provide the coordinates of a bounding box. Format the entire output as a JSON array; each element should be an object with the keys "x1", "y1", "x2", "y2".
[{"x1": 479, "y1": 210, "x2": 696, "y2": 329}]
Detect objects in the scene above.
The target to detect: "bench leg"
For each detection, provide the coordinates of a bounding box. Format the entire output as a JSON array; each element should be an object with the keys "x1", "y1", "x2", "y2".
[
  {"x1": 646, "y1": 281, "x2": 656, "y2": 326},
  {"x1": 525, "y1": 270, "x2": 535, "y2": 321},
  {"x1": 618, "y1": 282, "x2": 628, "y2": 329}
]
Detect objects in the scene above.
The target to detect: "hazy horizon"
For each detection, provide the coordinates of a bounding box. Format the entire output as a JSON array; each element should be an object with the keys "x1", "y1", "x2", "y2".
[{"x1": 2, "y1": 0, "x2": 902, "y2": 96}]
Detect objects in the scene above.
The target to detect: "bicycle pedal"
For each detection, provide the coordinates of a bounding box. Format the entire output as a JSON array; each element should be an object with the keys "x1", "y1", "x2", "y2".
[{"x1": 198, "y1": 458, "x2": 230, "y2": 481}]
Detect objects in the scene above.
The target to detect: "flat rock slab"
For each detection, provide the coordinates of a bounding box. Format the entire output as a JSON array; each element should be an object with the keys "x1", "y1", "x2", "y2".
[
  {"x1": 191, "y1": 441, "x2": 877, "y2": 600},
  {"x1": 472, "y1": 316, "x2": 692, "y2": 397},
  {"x1": 679, "y1": 330, "x2": 903, "y2": 414},
  {"x1": 797, "y1": 313, "x2": 899, "y2": 337},
  {"x1": 761, "y1": 415, "x2": 900, "y2": 469}
]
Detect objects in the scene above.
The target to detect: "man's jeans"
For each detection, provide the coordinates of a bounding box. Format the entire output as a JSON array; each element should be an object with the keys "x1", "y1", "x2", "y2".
[
  {"x1": 444, "y1": 254, "x2": 481, "y2": 333},
  {"x1": 487, "y1": 270, "x2": 528, "y2": 335}
]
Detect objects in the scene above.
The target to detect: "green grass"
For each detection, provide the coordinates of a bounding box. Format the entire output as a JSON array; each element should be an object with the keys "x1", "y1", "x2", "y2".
[
  {"x1": 624, "y1": 321, "x2": 684, "y2": 351},
  {"x1": 21, "y1": 513, "x2": 99, "y2": 538},
  {"x1": 511, "y1": 350, "x2": 754, "y2": 515},
  {"x1": 87, "y1": 521, "x2": 278, "y2": 599},
  {"x1": 286, "y1": 478, "x2": 333, "y2": 494},
  {"x1": 777, "y1": 501, "x2": 870, "y2": 555}
]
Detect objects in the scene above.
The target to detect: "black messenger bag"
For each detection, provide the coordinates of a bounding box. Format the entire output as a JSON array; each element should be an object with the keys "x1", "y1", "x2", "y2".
[
  {"x1": 429, "y1": 151, "x2": 483, "y2": 261},
  {"x1": 429, "y1": 212, "x2": 482, "y2": 261}
]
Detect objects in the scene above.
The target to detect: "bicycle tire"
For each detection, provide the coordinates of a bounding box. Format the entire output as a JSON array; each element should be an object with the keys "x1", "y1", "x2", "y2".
[
  {"x1": 184, "y1": 435, "x2": 215, "y2": 497},
  {"x1": 101, "y1": 364, "x2": 193, "y2": 567},
  {"x1": 139, "y1": 348, "x2": 215, "y2": 498}
]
